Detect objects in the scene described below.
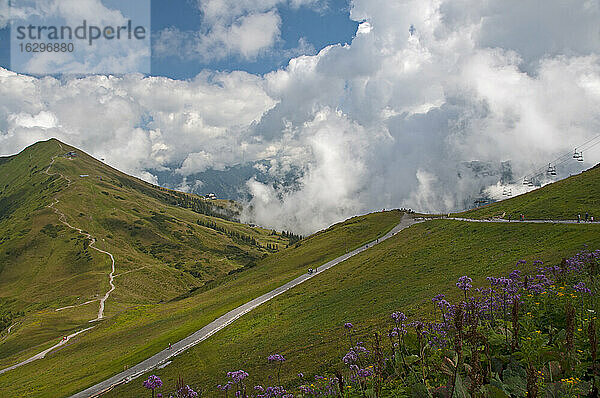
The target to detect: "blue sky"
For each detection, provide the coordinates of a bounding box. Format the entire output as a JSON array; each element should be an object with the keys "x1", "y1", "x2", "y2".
[
  {"x1": 0, "y1": 0, "x2": 358, "y2": 79},
  {"x1": 3, "y1": 0, "x2": 599, "y2": 233}
]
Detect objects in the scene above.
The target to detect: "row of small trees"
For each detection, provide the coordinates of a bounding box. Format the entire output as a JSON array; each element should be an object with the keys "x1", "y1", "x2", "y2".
[
  {"x1": 196, "y1": 219, "x2": 261, "y2": 247},
  {"x1": 198, "y1": 219, "x2": 303, "y2": 252}
]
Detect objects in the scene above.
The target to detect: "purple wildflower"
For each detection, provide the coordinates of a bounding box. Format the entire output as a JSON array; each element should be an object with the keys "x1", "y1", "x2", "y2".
[
  {"x1": 217, "y1": 382, "x2": 233, "y2": 391},
  {"x1": 432, "y1": 294, "x2": 445, "y2": 303},
  {"x1": 143, "y1": 375, "x2": 163, "y2": 396},
  {"x1": 176, "y1": 385, "x2": 198, "y2": 398},
  {"x1": 267, "y1": 354, "x2": 286, "y2": 363},
  {"x1": 391, "y1": 311, "x2": 407, "y2": 323},
  {"x1": 227, "y1": 370, "x2": 249, "y2": 383},
  {"x1": 509, "y1": 269, "x2": 521, "y2": 280},
  {"x1": 357, "y1": 368, "x2": 373, "y2": 378},
  {"x1": 573, "y1": 282, "x2": 592, "y2": 295},
  {"x1": 456, "y1": 276, "x2": 472, "y2": 291}
]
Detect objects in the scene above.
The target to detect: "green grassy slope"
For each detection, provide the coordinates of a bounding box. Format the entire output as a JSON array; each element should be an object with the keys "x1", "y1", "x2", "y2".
[
  {"x1": 457, "y1": 164, "x2": 600, "y2": 220},
  {"x1": 0, "y1": 199, "x2": 403, "y2": 397},
  {"x1": 4, "y1": 140, "x2": 599, "y2": 397},
  {"x1": 0, "y1": 139, "x2": 297, "y2": 370},
  {"x1": 105, "y1": 220, "x2": 600, "y2": 397}
]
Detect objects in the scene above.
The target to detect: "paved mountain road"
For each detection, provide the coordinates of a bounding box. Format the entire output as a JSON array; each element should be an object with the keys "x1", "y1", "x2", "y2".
[
  {"x1": 69, "y1": 214, "x2": 421, "y2": 398},
  {"x1": 429, "y1": 216, "x2": 599, "y2": 224},
  {"x1": 0, "y1": 327, "x2": 94, "y2": 376}
]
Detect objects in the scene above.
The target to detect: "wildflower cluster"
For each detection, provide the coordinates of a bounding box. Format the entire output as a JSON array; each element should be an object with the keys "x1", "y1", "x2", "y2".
[
  {"x1": 144, "y1": 248, "x2": 599, "y2": 397},
  {"x1": 143, "y1": 375, "x2": 199, "y2": 398}
]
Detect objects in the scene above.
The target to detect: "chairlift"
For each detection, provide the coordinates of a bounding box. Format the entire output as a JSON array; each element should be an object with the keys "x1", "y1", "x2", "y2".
[
  {"x1": 573, "y1": 149, "x2": 583, "y2": 161},
  {"x1": 522, "y1": 177, "x2": 529, "y2": 185},
  {"x1": 546, "y1": 163, "x2": 557, "y2": 176},
  {"x1": 577, "y1": 151, "x2": 584, "y2": 162}
]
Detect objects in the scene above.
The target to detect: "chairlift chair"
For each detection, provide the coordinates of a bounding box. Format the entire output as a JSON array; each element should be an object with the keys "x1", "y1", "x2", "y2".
[{"x1": 547, "y1": 163, "x2": 557, "y2": 176}]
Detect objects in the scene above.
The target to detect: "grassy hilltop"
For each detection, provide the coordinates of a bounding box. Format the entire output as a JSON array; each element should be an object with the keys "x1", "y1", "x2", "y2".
[
  {"x1": 0, "y1": 139, "x2": 296, "y2": 370},
  {"x1": 1, "y1": 139, "x2": 599, "y2": 397},
  {"x1": 0, "y1": 139, "x2": 403, "y2": 397},
  {"x1": 456, "y1": 164, "x2": 600, "y2": 220},
  {"x1": 103, "y1": 169, "x2": 600, "y2": 397}
]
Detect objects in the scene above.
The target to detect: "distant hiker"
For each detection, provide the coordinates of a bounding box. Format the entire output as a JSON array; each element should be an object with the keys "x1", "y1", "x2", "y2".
[
  {"x1": 520, "y1": 214, "x2": 524, "y2": 221},
  {"x1": 586, "y1": 212, "x2": 589, "y2": 222},
  {"x1": 592, "y1": 216, "x2": 595, "y2": 222},
  {"x1": 578, "y1": 214, "x2": 581, "y2": 223},
  {"x1": 168, "y1": 342, "x2": 172, "y2": 350},
  {"x1": 508, "y1": 214, "x2": 512, "y2": 222}
]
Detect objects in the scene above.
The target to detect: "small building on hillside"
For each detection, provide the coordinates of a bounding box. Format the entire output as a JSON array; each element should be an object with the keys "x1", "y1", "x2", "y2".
[{"x1": 65, "y1": 151, "x2": 77, "y2": 158}]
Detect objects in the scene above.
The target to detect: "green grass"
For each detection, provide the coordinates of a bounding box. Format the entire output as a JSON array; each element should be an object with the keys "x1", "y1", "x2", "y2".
[
  {"x1": 456, "y1": 164, "x2": 600, "y2": 220},
  {"x1": 0, "y1": 139, "x2": 318, "y2": 373},
  {"x1": 101, "y1": 220, "x2": 600, "y2": 397},
  {"x1": 2, "y1": 139, "x2": 600, "y2": 397},
  {"x1": 0, "y1": 204, "x2": 403, "y2": 397}
]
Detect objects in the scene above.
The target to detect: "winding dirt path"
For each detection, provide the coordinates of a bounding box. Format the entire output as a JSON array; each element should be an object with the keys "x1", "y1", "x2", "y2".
[
  {"x1": 0, "y1": 324, "x2": 16, "y2": 342},
  {"x1": 0, "y1": 149, "x2": 118, "y2": 374},
  {"x1": 69, "y1": 215, "x2": 421, "y2": 398},
  {"x1": 55, "y1": 299, "x2": 99, "y2": 312},
  {"x1": 43, "y1": 150, "x2": 116, "y2": 321}
]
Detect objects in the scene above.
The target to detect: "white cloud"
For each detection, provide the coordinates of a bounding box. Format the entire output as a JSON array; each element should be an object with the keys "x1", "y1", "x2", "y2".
[
  {"x1": 154, "y1": 11, "x2": 281, "y2": 62},
  {"x1": 154, "y1": 0, "x2": 323, "y2": 62},
  {"x1": 7, "y1": 0, "x2": 150, "y2": 74},
  {"x1": 0, "y1": 70, "x2": 276, "y2": 184},
  {"x1": 229, "y1": 11, "x2": 282, "y2": 58},
  {"x1": 8, "y1": 111, "x2": 58, "y2": 129},
  {"x1": 2, "y1": 0, "x2": 600, "y2": 234},
  {"x1": 178, "y1": 151, "x2": 215, "y2": 175}
]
